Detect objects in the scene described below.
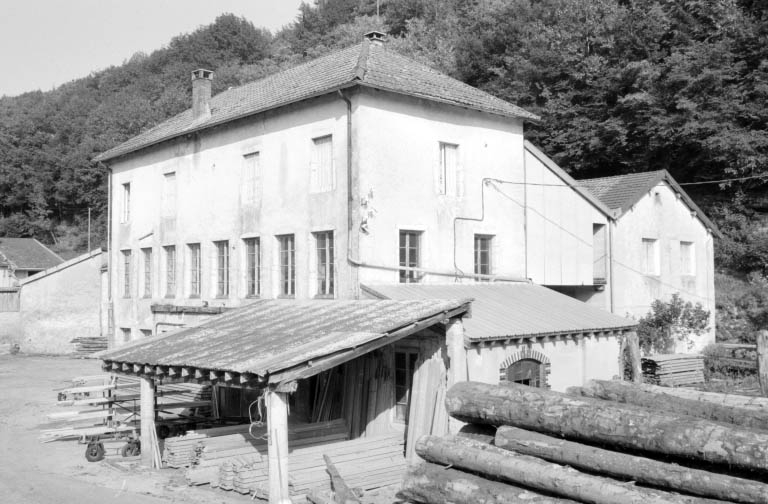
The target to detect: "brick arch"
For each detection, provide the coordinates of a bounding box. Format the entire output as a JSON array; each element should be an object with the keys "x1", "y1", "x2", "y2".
[{"x1": 499, "y1": 347, "x2": 551, "y2": 388}]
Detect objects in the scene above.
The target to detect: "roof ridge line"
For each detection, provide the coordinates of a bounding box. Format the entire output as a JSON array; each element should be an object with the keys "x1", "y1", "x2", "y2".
[{"x1": 354, "y1": 39, "x2": 370, "y2": 81}]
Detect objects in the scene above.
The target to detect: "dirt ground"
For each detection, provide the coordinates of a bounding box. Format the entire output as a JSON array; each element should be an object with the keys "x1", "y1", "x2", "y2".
[{"x1": 0, "y1": 354, "x2": 401, "y2": 504}]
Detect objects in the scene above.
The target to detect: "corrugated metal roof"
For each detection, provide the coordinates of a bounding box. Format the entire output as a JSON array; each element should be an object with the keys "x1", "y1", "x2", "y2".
[
  {"x1": 100, "y1": 298, "x2": 470, "y2": 377},
  {"x1": 95, "y1": 40, "x2": 538, "y2": 163},
  {"x1": 0, "y1": 237, "x2": 63, "y2": 270},
  {"x1": 579, "y1": 170, "x2": 721, "y2": 237},
  {"x1": 362, "y1": 283, "x2": 636, "y2": 340}
]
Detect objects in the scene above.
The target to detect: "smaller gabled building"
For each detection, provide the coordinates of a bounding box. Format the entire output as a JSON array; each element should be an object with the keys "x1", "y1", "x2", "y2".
[
  {"x1": 0, "y1": 237, "x2": 63, "y2": 287},
  {"x1": 580, "y1": 170, "x2": 719, "y2": 350}
]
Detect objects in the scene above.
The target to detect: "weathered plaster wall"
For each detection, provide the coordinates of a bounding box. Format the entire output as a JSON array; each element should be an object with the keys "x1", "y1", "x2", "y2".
[
  {"x1": 611, "y1": 182, "x2": 716, "y2": 350},
  {"x1": 0, "y1": 312, "x2": 21, "y2": 344},
  {"x1": 109, "y1": 95, "x2": 350, "y2": 342},
  {"x1": 19, "y1": 252, "x2": 103, "y2": 354},
  {"x1": 465, "y1": 335, "x2": 620, "y2": 392}
]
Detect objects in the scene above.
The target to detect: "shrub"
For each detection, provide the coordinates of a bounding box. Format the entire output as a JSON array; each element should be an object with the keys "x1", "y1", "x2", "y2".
[{"x1": 637, "y1": 293, "x2": 710, "y2": 354}]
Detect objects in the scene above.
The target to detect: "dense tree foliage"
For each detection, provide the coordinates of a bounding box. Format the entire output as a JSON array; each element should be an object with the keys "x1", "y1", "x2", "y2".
[{"x1": 0, "y1": 2, "x2": 766, "y2": 275}]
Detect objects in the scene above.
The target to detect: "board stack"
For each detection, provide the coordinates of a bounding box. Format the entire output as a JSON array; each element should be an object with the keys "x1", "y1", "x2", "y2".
[
  {"x1": 71, "y1": 336, "x2": 108, "y2": 356},
  {"x1": 642, "y1": 353, "x2": 704, "y2": 386}
]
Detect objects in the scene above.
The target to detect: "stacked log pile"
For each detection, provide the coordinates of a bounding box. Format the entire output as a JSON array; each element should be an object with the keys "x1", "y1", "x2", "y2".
[
  {"x1": 642, "y1": 354, "x2": 704, "y2": 385},
  {"x1": 71, "y1": 336, "x2": 108, "y2": 356},
  {"x1": 399, "y1": 380, "x2": 768, "y2": 504}
]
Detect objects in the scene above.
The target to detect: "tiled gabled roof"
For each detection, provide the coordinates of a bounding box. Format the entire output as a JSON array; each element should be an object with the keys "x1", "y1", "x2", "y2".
[
  {"x1": 95, "y1": 41, "x2": 538, "y2": 163},
  {"x1": 579, "y1": 170, "x2": 721, "y2": 237},
  {"x1": 0, "y1": 238, "x2": 63, "y2": 271}
]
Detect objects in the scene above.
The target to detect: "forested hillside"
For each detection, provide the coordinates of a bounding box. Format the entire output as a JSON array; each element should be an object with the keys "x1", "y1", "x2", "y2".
[{"x1": 0, "y1": 0, "x2": 766, "y2": 280}]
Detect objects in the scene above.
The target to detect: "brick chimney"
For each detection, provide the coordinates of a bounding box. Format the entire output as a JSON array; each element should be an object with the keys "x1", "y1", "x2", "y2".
[
  {"x1": 363, "y1": 30, "x2": 386, "y2": 46},
  {"x1": 191, "y1": 69, "x2": 213, "y2": 120}
]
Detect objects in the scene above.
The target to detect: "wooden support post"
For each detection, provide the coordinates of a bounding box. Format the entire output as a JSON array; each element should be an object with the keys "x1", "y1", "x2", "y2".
[
  {"x1": 758, "y1": 330, "x2": 768, "y2": 396},
  {"x1": 267, "y1": 390, "x2": 290, "y2": 504},
  {"x1": 140, "y1": 375, "x2": 155, "y2": 468},
  {"x1": 445, "y1": 317, "x2": 467, "y2": 434}
]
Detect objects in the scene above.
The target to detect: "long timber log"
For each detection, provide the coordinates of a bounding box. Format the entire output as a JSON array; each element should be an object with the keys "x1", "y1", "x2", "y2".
[
  {"x1": 495, "y1": 426, "x2": 768, "y2": 504},
  {"x1": 398, "y1": 462, "x2": 579, "y2": 504},
  {"x1": 415, "y1": 435, "x2": 717, "y2": 504},
  {"x1": 569, "y1": 380, "x2": 768, "y2": 430},
  {"x1": 445, "y1": 381, "x2": 768, "y2": 472}
]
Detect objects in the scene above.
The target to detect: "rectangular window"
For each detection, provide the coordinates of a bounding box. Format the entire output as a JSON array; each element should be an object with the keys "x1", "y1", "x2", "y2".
[
  {"x1": 680, "y1": 241, "x2": 695, "y2": 275},
  {"x1": 214, "y1": 240, "x2": 230, "y2": 297},
  {"x1": 188, "y1": 243, "x2": 201, "y2": 298},
  {"x1": 394, "y1": 350, "x2": 419, "y2": 423},
  {"x1": 140, "y1": 329, "x2": 153, "y2": 338},
  {"x1": 121, "y1": 327, "x2": 131, "y2": 343},
  {"x1": 121, "y1": 250, "x2": 132, "y2": 298},
  {"x1": 164, "y1": 245, "x2": 176, "y2": 297},
  {"x1": 399, "y1": 230, "x2": 422, "y2": 284},
  {"x1": 244, "y1": 238, "x2": 260, "y2": 297},
  {"x1": 278, "y1": 234, "x2": 296, "y2": 297},
  {"x1": 141, "y1": 248, "x2": 152, "y2": 298},
  {"x1": 593, "y1": 224, "x2": 607, "y2": 284},
  {"x1": 642, "y1": 238, "x2": 660, "y2": 275},
  {"x1": 162, "y1": 172, "x2": 177, "y2": 216},
  {"x1": 310, "y1": 135, "x2": 334, "y2": 193},
  {"x1": 242, "y1": 152, "x2": 261, "y2": 205},
  {"x1": 121, "y1": 183, "x2": 131, "y2": 222},
  {"x1": 438, "y1": 142, "x2": 459, "y2": 195},
  {"x1": 315, "y1": 231, "x2": 335, "y2": 297},
  {"x1": 474, "y1": 234, "x2": 493, "y2": 279}
]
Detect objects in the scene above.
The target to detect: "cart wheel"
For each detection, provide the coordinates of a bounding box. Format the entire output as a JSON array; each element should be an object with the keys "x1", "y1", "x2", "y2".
[
  {"x1": 121, "y1": 442, "x2": 140, "y2": 457},
  {"x1": 85, "y1": 442, "x2": 105, "y2": 462}
]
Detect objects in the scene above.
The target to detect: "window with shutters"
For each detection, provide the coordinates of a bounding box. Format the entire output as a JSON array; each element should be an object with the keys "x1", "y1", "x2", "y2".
[
  {"x1": 680, "y1": 241, "x2": 695, "y2": 275},
  {"x1": 593, "y1": 224, "x2": 607, "y2": 284},
  {"x1": 162, "y1": 172, "x2": 176, "y2": 216},
  {"x1": 642, "y1": 238, "x2": 660, "y2": 275},
  {"x1": 121, "y1": 183, "x2": 131, "y2": 223},
  {"x1": 242, "y1": 152, "x2": 261, "y2": 205},
  {"x1": 438, "y1": 142, "x2": 459, "y2": 195},
  {"x1": 310, "y1": 135, "x2": 334, "y2": 193}
]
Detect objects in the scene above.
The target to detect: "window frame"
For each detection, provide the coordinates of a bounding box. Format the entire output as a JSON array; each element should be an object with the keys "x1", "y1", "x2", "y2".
[
  {"x1": 438, "y1": 142, "x2": 459, "y2": 195},
  {"x1": 121, "y1": 183, "x2": 131, "y2": 223},
  {"x1": 188, "y1": 243, "x2": 201, "y2": 298},
  {"x1": 680, "y1": 241, "x2": 695, "y2": 276},
  {"x1": 244, "y1": 237, "x2": 261, "y2": 298},
  {"x1": 121, "y1": 327, "x2": 132, "y2": 343},
  {"x1": 164, "y1": 245, "x2": 176, "y2": 298},
  {"x1": 642, "y1": 238, "x2": 660, "y2": 276},
  {"x1": 162, "y1": 172, "x2": 177, "y2": 217},
  {"x1": 242, "y1": 152, "x2": 261, "y2": 206},
  {"x1": 310, "y1": 135, "x2": 334, "y2": 193},
  {"x1": 214, "y1": 240, "x2": 230, "y2": 298},
  {"x1": 394, "y1": 349, "x2": 419, "y2": 423},
  {"x1": 141, "y1": 247, "x2": 152, "y2": 298},
  {"x1": 314, "y1": 231, "x2": 335, "y2": 298},
  {"x1": 121, "y1": 249, "x2": 132, "y2": 298},
  {"x1": 277, "y1": 234, "x2": 296, "y2": 298},
  {"x1": 473, "y1": 234, "x2": 494, "y2": 279},
  {"x1": 399, "y1": 230, "x2": 422, "y2": 284}
]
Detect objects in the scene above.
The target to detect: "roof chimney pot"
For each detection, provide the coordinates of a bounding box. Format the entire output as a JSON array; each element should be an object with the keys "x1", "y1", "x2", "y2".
[
  {"x1": 191, "y1": 69, "x2": 214, "y2": 120},
  {"x1": 363, "y1": 30, "x2": 386, "y2": 46}
]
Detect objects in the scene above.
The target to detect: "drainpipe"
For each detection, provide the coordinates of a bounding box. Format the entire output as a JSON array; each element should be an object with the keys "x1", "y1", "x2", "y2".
[
  {"x1": 106, "y1": 163, "x2": 114, "y2": 339},
  {"x1": 338, "y1": 90, "x2": 359, "y2": 298},
  {"x1": 608, "y1": 218, "x2": 616, "y2": 313},
  {"x1": 523, "y1": 148, "x2": 528, "y2": 279}
]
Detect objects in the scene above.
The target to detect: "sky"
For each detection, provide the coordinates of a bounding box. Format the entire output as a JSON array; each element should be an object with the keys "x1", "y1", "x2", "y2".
[{"x1": 0, "y1": 0, "x2": 305, "y2": 97}]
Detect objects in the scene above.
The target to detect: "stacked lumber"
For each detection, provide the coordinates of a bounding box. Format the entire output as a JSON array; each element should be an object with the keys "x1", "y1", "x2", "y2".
[
  {"x1": 399, "y1": 381, "x2": 768, "y2": 504},
  {"x1": 71, "y1": 336, "x2": 108, "y2": 356},
  {"x1": 642, "y1": 353, "x2": 704, "y2": 385},
  {"x1": 163, "y1": 423, "x2": 253, "y2": 468},
  {"x1": 224, "y1": 433, "x2": 405, "y2": 497},
  {"x1": 183, "y1": 419, "x2": 348, "y2": 479}
]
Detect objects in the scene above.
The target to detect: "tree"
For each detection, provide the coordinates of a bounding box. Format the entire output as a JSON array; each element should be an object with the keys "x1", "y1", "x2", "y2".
[{"x1": 637, "y1": 293, "x2": 711, "y2": 354}]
